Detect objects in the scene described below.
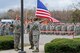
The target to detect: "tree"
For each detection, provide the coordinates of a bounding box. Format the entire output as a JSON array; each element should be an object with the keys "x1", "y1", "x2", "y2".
[
  {"x1": 7, "y1": 9, "x2": 15, "y2": 19},
  {"x1": 71, "y1": 9, "x2": 80, "y2": 23}
]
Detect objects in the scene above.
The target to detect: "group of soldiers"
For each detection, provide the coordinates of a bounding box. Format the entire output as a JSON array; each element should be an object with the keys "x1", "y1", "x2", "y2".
[
  {"x1": 14, "y1": 18, "x2": 41, "y2": 52},
  {"x1": 13, "y1": 18, "x2": 80, "y2": 52},
  {"x1": 40, "y1": 23, "x2": 80, "y2": 35},
  {"x1": 0, "y1": 23, "x2": 14, "y2": 36}
]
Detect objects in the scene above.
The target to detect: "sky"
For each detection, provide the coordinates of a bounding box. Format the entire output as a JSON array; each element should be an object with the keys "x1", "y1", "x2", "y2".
[{"x1": 0, "y1": 0, "x2": 80, "y2": 12}]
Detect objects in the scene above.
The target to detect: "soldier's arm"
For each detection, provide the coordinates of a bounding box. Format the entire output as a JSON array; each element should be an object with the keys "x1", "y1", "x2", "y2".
[
  {"x1": 39, "y1": 19, "x2": 47, "y2": 23},
  {"x1": 27, "y1": 24, "x2": 30, "y2": 33}
]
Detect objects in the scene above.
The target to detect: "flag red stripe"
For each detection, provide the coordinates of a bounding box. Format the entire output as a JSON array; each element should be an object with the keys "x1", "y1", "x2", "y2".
[
  {"x1": 37, "y1": 8, "x2": 50, "y2": 13},
  {"x1": 36, "y1": 15, "x2": 50, "y2": 19},
  {"x1": 36, "y1": 14, "x2": 51, "y2": 18},
  {"x1": 36, "y1": 11, "x2": 51, "y2": 15},
  {"x1": 36, "y1": 8, "x2": 51, "y2": 18},
  {"x1": 36, "y1": 8, "x2": 60, "y2": 22},
  {"x1": 36, "y1": 15, "x2": 54, "y2": 22},
  {"x1": 36, "y1": 11, "x2": 51, "y2": 16}
]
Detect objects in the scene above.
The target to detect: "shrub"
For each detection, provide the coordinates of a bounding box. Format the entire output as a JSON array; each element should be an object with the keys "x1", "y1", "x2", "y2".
[
  {"x1": 45, "y1": 38, "x2": 80, "y2": 53},
  {"x1": 0, "y1": 36, "x2": 14, "y2": 50}
]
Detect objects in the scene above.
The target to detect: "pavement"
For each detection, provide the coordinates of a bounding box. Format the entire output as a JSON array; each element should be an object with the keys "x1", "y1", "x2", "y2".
[
  {"x1": 0, "y1": 45, "x2": 44, "y2": 53},
  {"x1": 0, "y1": 34, "x2": 80, "y2": 53}
]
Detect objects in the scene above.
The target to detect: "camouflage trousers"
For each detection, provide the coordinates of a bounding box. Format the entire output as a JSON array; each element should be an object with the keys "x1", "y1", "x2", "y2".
[
  {"x1": 14, "y1": 33, "x2": 20, "y2": 49},
  {"x1": 29, "y1": 32, "x2": 34, "y2": 48},
  {"x1": 33, "y1": 34, "x2": 40, "y2": 49}
]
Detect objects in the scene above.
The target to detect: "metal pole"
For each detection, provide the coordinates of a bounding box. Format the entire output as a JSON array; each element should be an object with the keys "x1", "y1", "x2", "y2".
[
  {"x1": 19, "y1": 0, "x2": 26, "y2": 53},
  {"x1": 21, "y1": 0, "x2": 24, "y2": 51}
]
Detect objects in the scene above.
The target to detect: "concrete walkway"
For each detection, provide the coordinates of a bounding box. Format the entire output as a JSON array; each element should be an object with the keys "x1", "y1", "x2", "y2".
[
  {"x1": 0, "y1": 45, "x2": 44, "y2": 53},
  {"x1": 0, "y1": 34, "x2": 80, "y2": 53}
]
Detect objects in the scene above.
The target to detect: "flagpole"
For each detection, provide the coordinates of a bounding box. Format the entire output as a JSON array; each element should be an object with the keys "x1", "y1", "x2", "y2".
[{"x1": 19, "y1": 0, "x2": 26, "y2": 53}]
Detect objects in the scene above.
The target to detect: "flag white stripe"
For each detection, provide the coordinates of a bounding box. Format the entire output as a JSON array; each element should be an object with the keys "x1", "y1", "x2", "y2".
[
  {"x1": 36, "y1": 14, "x2": 53, "y2": 19},
  {"x1": 36, "y1": 14, "x2": 51, "y2": 18},
  {"x1": 36, "y1": 11, "x2": 51, "y2": 16},
  {"x1": 36, "y1": 14, "x2": 54, "y2": 22},
  {"x1": 36, "y1": 10, "x2": 50, "y2": 14},
  {"x1": 37, "y1": 8, "x2": 50, "y2": 13},
  {"x1": 36, "y1": 8, "x2": 56, "y2": 22}
]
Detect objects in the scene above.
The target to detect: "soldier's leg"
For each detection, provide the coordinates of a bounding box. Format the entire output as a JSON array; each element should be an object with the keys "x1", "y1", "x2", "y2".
[
  {"x1": 29, "y1": 33, "x2": 34, "y2": 49},
  {"x1": 36, "y1": 35, "x2": 39, "y2": 51},
  {"x1": 33, "y1": 35, "x2": 39, "y2": 52},
  {"x1": 14, "y1": 34, "x2": 18, "y2": 49},
  {"x1": 17, "y1": 33, "x2": 20, "y2": 48},
  {"x1": 34, "y1": 40, "x2": 39, "y2": 52},
  {"x1": 31, "y1": 34, "x2": 34, "y2": 48},
  {"x1": 14, "y1": 33, "x2": 20, "y2": 50}
]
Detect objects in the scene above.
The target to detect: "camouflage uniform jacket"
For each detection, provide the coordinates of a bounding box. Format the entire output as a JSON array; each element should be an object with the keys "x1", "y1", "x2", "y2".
[
  {"x1": 31, "y1": 21, "x2": 40, "y2": 35},
  {"x1": 14, "y1": 25, "x2": 21, "y2": 34}
]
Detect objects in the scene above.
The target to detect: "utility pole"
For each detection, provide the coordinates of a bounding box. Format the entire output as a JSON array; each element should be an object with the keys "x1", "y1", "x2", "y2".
[{"x1": 18, "y1": 0, "x2": 26, "y2": 53}]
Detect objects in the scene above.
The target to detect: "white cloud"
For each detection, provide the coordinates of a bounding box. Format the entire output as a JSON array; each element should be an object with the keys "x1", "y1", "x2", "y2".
[
  {"x1": 24, "y1": 0, "x2": 79, "y2": 10},
  {"x1": 0, "y1": 0, "x2": 80, "y2": 12},
  {"x1": 40, "y1": 0, "x2": 77, "y2": 10},
  {"x1": 0, "y1": 5, "x2": 20, "y2": 12}
]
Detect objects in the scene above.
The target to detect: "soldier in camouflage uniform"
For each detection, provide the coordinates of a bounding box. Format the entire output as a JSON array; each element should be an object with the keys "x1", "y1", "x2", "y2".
[
  {"x1": 27, "y1": 21, "x2": 34, "y2": 49},
  {"x1": 14, "y1": 20, "x2": 21, "y2": 51},
  {"x1": 31, "y1": 18, "x2": 40, "y2": 52}
]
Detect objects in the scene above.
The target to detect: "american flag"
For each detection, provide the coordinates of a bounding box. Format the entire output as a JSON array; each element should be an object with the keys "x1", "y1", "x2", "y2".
[{"x1": 35, "y1": 0, "x2": 56, "y2": 22}]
